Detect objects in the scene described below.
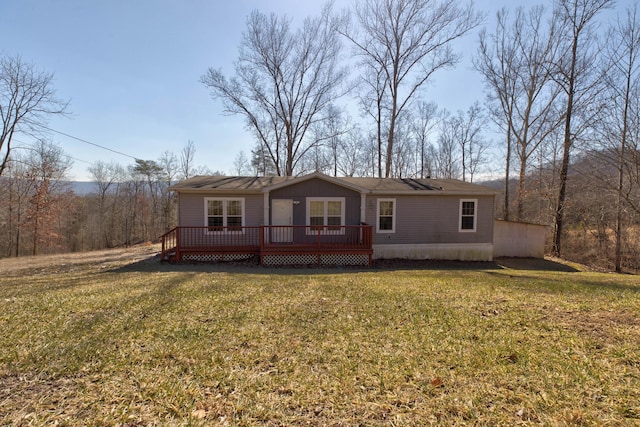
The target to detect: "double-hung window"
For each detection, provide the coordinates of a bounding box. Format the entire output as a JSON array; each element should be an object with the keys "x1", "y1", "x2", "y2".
[
  {"x1": 376, "y1": 198, "x2": 396, "y2": 233},
  {"x1": 307, "y1": 197, "x2": 345, "y2": 234},
  {"x1": 205, "y1": 198, "x2": 244, "y2": 232},
  {"x1": 459, "y1": 199, "x2": 477, "y2": 232}
]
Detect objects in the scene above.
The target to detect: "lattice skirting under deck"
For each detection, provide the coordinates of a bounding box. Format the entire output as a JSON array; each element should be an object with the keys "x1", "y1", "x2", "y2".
[
  {"x1": 261, "y1": 253, "x2": 370, "y2": 266},
  {"x1": 182, "y1": 253, "x2": 254, "y2": 262}
]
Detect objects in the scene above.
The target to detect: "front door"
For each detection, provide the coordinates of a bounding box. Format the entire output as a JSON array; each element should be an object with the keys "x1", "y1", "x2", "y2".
[{"x1": 271, "y1": 199, "x2": 293, "y2": 243}]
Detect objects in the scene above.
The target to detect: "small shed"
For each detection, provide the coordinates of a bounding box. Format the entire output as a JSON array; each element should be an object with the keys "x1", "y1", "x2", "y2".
[{"x1": 493, "y1": 220, "x2": 548, "y2": 258}]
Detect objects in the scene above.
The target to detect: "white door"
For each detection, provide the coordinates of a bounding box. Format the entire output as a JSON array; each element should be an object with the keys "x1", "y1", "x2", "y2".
[{"x1": 271, "y1": 199, "x2": 293, "y2": 243}]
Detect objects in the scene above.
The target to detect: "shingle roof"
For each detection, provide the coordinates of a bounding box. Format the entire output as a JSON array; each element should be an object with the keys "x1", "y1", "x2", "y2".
[
  {"x1": 169, "y1": 175, "x2": 289, "y2": 192},
  {"x1": 169, "y1": 173, "x2": 497, "y2": 195}
]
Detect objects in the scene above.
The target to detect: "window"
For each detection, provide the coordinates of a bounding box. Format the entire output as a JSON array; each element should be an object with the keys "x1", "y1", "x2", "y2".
[
  {"x1": 376, "y1": 198, "x2": 396, "y2": 233},
  {"x1": 306, "y1": 197, "x2": 345, "y2": 234},
  {"x1": 309, "y1": 200, "x2": 325, "y2": 230},
  {"x1": 205, "y1": 198, "x2": 245, "y2": 232},
  {"x1": 459, "y1": 199, "x2": 477, "y2": 232}
]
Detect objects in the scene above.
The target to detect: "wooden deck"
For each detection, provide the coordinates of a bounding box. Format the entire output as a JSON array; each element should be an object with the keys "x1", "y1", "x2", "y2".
[{"x1": 161, "y1": 225, "x2": 373, "y2": 266}]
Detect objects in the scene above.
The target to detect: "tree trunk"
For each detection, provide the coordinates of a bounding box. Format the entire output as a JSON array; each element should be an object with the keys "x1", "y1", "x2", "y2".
[
  {"x1": 517, "y1": 154, "x2": 527, "y2": 221},
  {"x1": 552, "y1": 32, "x2": 578, "y2": 257},
  {"x1": 615, "y1": 77, "x2": 631, "y2": 273},
  {"x1": 553, "y1": 109, "x2": 573, "y2": 257},
  {"x1": 504, "y1": 130, "x2": 512, "y2": 221},
  {"x1": 385, "y1": 99, "x2": 398, "y2": 178}
]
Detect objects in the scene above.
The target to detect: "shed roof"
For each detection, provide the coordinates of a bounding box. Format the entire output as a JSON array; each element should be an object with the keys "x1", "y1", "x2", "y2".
[{"x1": 169, "y1": 172, "x2": 497, "y2": 195}]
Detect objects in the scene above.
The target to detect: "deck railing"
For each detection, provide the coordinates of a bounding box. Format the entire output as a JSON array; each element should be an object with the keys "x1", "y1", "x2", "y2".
[
  {"x1": 161, "y1": 227, "x2": 178, "y2": 261},
  {"x1": 262, "y1": 225, "x2": 372, "y2": 250},
  {"x1": 161, "y1": 225, "x2": 373, "y2": 262}
]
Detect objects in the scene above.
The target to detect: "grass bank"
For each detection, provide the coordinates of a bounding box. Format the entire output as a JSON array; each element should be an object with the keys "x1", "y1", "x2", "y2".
[{"x1": 1, "y1": 255, "x2": 639, "y2": 425}]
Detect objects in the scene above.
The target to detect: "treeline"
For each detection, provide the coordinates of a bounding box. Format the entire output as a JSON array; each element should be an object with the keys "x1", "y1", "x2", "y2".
[
  {"x1": 1, "y1": 137, "x2": 638, "y2": 273},
  {"x1": 494, "y1": 148, "x2": 640, "y2": 273},
  {"x1": 0, "y1": 141, "x2": 213, "y2": 257}
]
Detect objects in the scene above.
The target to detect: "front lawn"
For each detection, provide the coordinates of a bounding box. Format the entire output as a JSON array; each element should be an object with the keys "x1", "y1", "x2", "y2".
[{"x1": 1, "y1": 255, "x2": 638, "y2": 425}]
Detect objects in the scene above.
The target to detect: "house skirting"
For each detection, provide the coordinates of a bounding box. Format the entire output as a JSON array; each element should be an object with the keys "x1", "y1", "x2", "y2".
[
  {"x1": 372, "y1": 243, "x2": 493, "y2": 261},
  {"x1": 261, "y1": 253, "x2": 371, "y2": 266}
]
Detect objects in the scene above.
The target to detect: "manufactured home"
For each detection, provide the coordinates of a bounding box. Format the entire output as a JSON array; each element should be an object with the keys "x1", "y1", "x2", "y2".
[{"x1": 162, "y1": 172, "x2": 497, "y2": 265}]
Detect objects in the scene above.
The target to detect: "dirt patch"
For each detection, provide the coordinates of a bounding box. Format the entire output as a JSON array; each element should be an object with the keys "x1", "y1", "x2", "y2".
[{"x1": 0, "y1": 244, "x2": 161, "y2": 276}]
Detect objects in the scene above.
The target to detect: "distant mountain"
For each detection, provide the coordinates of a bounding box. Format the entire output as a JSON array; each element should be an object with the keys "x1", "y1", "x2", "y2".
[
  {"x1": 67, "y1": 181, "x2": 97, "y2": 195},
  {"x1": 477, "y1": 178, "x2": 510, "y2": 190}
]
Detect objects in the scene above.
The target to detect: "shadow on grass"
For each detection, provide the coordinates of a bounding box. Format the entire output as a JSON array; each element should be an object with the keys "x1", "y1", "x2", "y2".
[
  {"x1": 494, "y1": 257, "x2": 579, "y2": 272},
  {"x1": 484, "y1": 270, "x2": 640, "y2": 293},
  {"x1": 114, "y1": 254, "x2": 580, "y2": 275},
  {"x1": 112, "y1": 254, "x2": 639, "y2": 292},
  {"x1": 112, "y1": 253, "x2": 503, "y2": 274}
]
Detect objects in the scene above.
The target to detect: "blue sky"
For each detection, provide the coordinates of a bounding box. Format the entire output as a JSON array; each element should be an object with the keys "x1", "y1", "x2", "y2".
[{"x1": 0, "y1": 0, "x2": 616, "y2": 181}]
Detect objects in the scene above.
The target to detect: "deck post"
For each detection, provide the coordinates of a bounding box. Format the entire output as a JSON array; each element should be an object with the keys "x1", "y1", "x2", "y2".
[
  {"x1": 175, "y1": 227, "x2": 181, "y2": 262},
  {"x1": 259, "y1": 226, "x2": 264, "y2": 265}
]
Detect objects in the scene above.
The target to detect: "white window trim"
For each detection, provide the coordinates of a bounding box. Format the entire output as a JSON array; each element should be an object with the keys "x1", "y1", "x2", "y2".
[
  {"x1": 204, "y1": 197, "x2": 245, "y2": 234},
  {"x1": 459, "y1": 198, "x2": 477, "y2": 233},
  {"x1": 305, "y1": 197, "x2": 345, "y2": 235},
  {"x1": 376, "y1": 198, "x2": 396, "y2": 233}
]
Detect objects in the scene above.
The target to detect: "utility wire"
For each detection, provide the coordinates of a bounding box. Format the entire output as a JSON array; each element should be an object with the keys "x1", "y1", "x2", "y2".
[
  {"x1": 12, "y1": 139, "x2": 93, "y2": 165},
  {"x1": 41, "y1": 125, "x2": 140, "y2": 160}
]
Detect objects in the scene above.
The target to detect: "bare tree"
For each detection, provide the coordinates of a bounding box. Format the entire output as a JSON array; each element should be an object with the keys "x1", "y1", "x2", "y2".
[
  {"x1": 337, "y1": 126, "x2": 368, "y2": 176},
  {"x1": 434, "y1": 112, "x2": 461, "y2": 179},
  {"x1": 342, "y1": 0, "x2": 482, "y2": 177},
  {"x1": 452, "y1": 102, "x2": 488, "y2": 182},
  {"x1": 0, "y1": 152, "x2": 34, "y2": 256},
  {"x1": 158, "y1": 151, "x2": 179, "y2": 232},
  {"x1": 251, "y1": 141, "x2": 278, "y2": 176},
  {"x1": 233, "y1": 151, "x2": 251, "y2": 175},
  {"x1": 0, "y1": 55, "x2": 68, "y2": 177},
  {"x1": 476, "y1": 6, "x2": 562, "y2": 221},
  {"x1": 410, "y1": 100, "x2": 439, "y2": 178},
  {"x1": 132, "y1": 159, "x2": 164, "y2": 239},
  {"x1": 594, "y1": 4, "x2": 640, "y2": 271},
  {"x1": 390, "y1": 110, "x2": 414, "y2": 178},
  {"x1": 309, "y1": 104, "x2": 351, "y2": 177},
  {"x1": 88, "y1": 160, "x2": 125, "y2": 247},
  {"x1": 551, "y1": 0, "x2": 614, "y2": 256},
  {"x1": 202, "y1": 4, "x2": 347, "y2": 176},
  {"x1": 23, "y1": 140, "x2": 72, "y2": 255},
  {"x1": 476, "y1": 8, "x2": 519, "y2": 219},
  {"x1": 179, "y1": 140, "x2": 196, "y2": 179},
  {"x1": 355, "y1": 57, "x2": 389, "y2": 177}
]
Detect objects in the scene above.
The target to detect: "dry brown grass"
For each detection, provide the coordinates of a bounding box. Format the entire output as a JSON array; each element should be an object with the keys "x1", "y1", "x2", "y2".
[{"x1": 0, "y1": 248, "x2": 639, "y2": 425}]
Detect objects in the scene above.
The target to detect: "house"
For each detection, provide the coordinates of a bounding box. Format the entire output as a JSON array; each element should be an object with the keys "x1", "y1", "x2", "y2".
[{"x1": 162, "y1": 172, "x2": 497, "y2": 265}]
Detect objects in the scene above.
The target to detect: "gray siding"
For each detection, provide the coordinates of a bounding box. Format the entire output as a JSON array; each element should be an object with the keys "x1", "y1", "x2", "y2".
[
  {"x1": 366, "y1": 195, "x2": 494, "y2": 245},
  {"x1": 175, "y1": 185, "x2": 494, "y2": 245},
  {"x1": 270, "y1": 178, "x2": 361, "y2": 226},
  {"x1": 178, "y1": 193, "x2": 264, "y2": 226}
]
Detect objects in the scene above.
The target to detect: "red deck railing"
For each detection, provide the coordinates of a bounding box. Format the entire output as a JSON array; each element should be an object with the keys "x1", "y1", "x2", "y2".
[{"x1": 161, "y1": 225, "x2": 373, "y2": 264}]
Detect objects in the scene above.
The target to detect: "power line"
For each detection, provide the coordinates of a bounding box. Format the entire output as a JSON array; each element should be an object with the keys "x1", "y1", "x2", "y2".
[
  {"x1": 12, "y1": 139, "x2": 93, "y2": 165},
  {"x1": 41, "y1": 125, "x2": 140, "y2": 160}
]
